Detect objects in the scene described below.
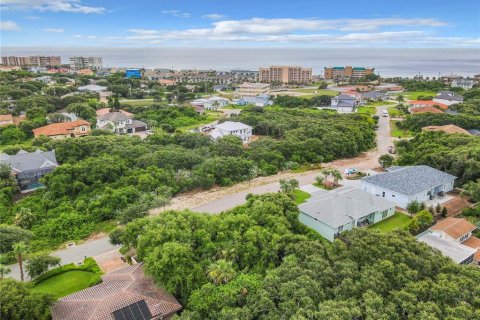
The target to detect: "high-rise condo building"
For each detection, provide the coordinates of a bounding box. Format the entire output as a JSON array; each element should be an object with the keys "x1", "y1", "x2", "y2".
[
  {"x1": 69, "y1": 56, "x2": 103, "y2": 70},
  {"x1": 1, "y1": 56, "x2": 61, "y2": 67},
  {"x1": 324, "y1": 66, "x2": 375, "y2": 79},
  {"x1": 259, "y1": 66, "x2": 312, "y2": 84}
]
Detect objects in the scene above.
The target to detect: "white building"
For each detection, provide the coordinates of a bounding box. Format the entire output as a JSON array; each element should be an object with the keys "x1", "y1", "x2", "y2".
[
  {"x1": 190, "y1": 96, "x2": 230, "y2": 111},
  {"x1": 451, "y1": 78, "x2": 475, "y2": 90},
  {"x1": 361, "y1": 166, "x2": 456, "y2": 208},
  {"x1": 35, "y1": 76, "x2": 54, "y2": 84},
  {"x1": 235, "y1": 83, "x2": 270, "y2": 98},
  {"x1": 210, "y1": 121, "x2": 253, "y2": 143},
  {"x1": 78, "y1": 84, "x2": 107, "y2": 93},
  {"x1": 70, "y1": 56, "x2": 103, "y2": 70},
  {"x1": 433, "y1": 91, "x2": 463, "y2": 106},
  {"x1": 330, "y1": 94, "x2": 359, "y2": 113}
]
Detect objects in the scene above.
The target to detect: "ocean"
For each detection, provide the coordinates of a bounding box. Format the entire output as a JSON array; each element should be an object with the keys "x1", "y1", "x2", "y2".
[{"x1": 2, "y1": 47, "x2": 480, "y2": 77}]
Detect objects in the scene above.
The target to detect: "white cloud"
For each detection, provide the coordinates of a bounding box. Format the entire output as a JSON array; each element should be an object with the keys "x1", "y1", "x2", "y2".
[
  {"x1": 44, "y1": 28, "x2": 64, "y2": 32},
  {"x1": 0, "y1": 20, "x2": 20, "y2": 31},
  {"x1": 202, "y1": 13, "x2": 226, "y2": 20},
  {"x1": 2, "y1": 0, "x2": 105, "y2": 14},
  {"x1": 161, "y1": 10, "x2": 190, "y2": 18}
]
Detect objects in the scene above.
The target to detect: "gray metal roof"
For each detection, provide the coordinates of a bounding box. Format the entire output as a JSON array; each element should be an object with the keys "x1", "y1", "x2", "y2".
[
  {"x1": 0, "y1": 150, "x2": 58, "y2": 173},
  {"x1": 362, "y1": 165, "x2": 456, "y2": 196},
  {"x1": 418, "y1": 232, "x2": 476, "y2": 264},
  {"x1": 435, "y1": 91, "x2": 463, "y2": 101},
  {"x1": 98, "y1": 112, "x2": 131, "y2": 122},
  {"x1": 215, "y1": 121, "x2": 252, "y2": 131},
  {"x1": 298, "y1": 187, "x2": 395, "y2": 228},
  {"x1": 125, "y1": 119, "x2": 147, "y2": 129},
  {"x1": 361, "y1": 91, "x2": 385, "y2": 99},
  {"x1": 334, "y1": 94, "x2": 356, "y2": 100}
]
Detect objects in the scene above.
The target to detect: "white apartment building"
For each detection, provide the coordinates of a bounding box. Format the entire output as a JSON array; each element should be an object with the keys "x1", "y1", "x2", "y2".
[
  {"x1": 235, "y1": 83, "x2": 271, "y2": 98},
  {"x1": 69, "y1": 56, "x2": 103, "y2": 70}
]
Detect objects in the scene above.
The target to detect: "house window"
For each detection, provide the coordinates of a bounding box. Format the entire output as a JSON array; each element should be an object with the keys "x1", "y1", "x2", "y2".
[
  {"x1": 338, "y1": 225, "x2": 344, "y2": 233},
  {"x1": 382, "y1": 191, "x2": 385, "y2": 197},
  {"x1": 381, "y1": 210, "x2": 388, "y2": 219}
]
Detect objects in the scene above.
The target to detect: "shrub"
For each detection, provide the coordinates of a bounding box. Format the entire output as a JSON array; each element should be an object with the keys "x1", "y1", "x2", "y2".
[{"x1": 33, "y1": 257, "x2": 103, "y2": 286}]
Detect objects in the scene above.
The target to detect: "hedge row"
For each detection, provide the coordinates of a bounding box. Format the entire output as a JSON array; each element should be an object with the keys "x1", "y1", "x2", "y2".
[{"x1": 33, "y1": 257, "x2": 103, "y2": 286}]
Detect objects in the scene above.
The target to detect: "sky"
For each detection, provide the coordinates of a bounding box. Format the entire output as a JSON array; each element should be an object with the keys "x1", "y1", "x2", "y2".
[{"x1": 1, "y1": 0, "x2": 480, "y2": 48}]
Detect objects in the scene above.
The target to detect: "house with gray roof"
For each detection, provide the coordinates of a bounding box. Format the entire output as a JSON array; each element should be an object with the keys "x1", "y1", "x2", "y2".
[
  {"x1": 78, "y1": 84, "x2": 107, "y2": 93},
  {"x1": 417, "y1": 233, "x2": 476, "y2": 264},
  {"x1": 96, "y1": 111, "x2": 148, "y2": 135},
  {"x1": 361, "y1": 91, "x2": 388, "y2": 101},
  {"x1": 433, "y1": 91, "x2": 463, "y2": 106},
  {"x1": 0, "y1": 149, "x2": 58, "y2": 191},
  {"x1": 298, "y1": 186, "x2": 396, "y2": 242},
  {"x1": 361, "y1": 165, "x2": 456, "y2": 208},
  {"x1": 330, "y1": 94, "x2": 359, "y2": 113}
]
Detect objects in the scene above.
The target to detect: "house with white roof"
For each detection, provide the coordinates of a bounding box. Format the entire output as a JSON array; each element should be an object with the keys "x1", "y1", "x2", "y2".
[
  {"x1": 210, "y1": 121, "x2": 253, "y2": 143},
  {"x1": 361, "y1": 166, "x2": 456, "y2": 208},
  {"x1": 190, "y1": 96, "x2": 230, "y2": 111},
  {"x1": 418, "y1": 233, "x2": 476, "y2": 264},
  {"x1": 298, "y1": 186, "x2": 396, "y2": 242},
  {"x1": 433, "y1": 91, "x2": 463, "y2": 106},
  {"x1": 235, "y1": 94, "x2": 272, "y2": 107},
  {"x1": 96, "y1": 112, "x2": 148, "y2": 134},
  {"x1": 451, "y1": 78, "x2": 475, "y2": 90},
  {"x1": 0, "y1": 149, "x2": 58, "y2": 191},
  {"x1": 78, "y1": 84, "x2": 107, "y2": 93}
]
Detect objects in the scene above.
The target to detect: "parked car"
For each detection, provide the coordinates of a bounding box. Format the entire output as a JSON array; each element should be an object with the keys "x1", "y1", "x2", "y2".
[
  {"x1": 382, "y1": 110, "x2": 388, "y2": 117},
  {"x1": 344, "y1": 168, "x2": 357, "y2": 175}
]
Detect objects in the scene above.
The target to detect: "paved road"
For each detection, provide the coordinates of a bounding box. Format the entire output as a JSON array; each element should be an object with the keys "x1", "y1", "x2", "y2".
[
  {"x1": 6, "y1": 237, "x2": 120, "y2": 281},
  {"x1": 192, "y1": 106, "x2": 392, "y2": 214}
]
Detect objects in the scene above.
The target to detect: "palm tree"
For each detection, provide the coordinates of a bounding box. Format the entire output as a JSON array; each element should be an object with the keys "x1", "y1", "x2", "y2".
[
  {"x1": 321, "y1": 169, "x2": 331, "y2": 187},
  {"x1": 13, "y1": 242, "x2": 27, "y2": 282},
  {"x1": 315, "y1": 175, "x2": 324, "y2": 186},
  {"x1": 331, "y1": 170, "x2": 343, "y2": 188},
  {"x1": 207, "y1": 260, "x2": 236, "y2": 285},
  {"x1": 0, "y1": 264, "x2": 11, "y2": 279}
]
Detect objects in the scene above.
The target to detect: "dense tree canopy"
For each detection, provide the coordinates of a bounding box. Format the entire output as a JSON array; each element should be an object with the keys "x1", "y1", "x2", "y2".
[{"x1": 116, "y1": 193, "x2": 480, "y2": 319}]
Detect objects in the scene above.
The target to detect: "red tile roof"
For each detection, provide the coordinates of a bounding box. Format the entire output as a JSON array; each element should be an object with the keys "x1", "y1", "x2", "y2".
[
  {"x1": 95, "y1": 108, "x2": 133, "y2": 117},
  {"x1": 430, "y1": 218, "x2": 477, "y2": 240},
  {"x1": 32, "y1": 120, "x2": 90, "y2": 137},
  {"x1": 422, "y1": 124, "x2": 470, "y2": 135},
  {"x1": 0, "y1": 114, "x2": 14, "y2": 122},
  {"x1": 410, "y1": 106, "x2": 444, "y2": 114},
  {"x1": 462, "y1": 236, "x2": 480, "y2": 261},
  {"x1": 51, "y1": 263, "x2": 182, "y2": 320},
  {"x1": 408, "y1": 100, "x2": 448, "y2": 110}
]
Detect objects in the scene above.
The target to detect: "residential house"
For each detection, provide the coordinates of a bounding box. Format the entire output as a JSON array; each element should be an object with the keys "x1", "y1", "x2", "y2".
[
  {"x1": 236, "y1": 94, "x2": 272, "y2": 107},
  {"x1": 409, "y1": 106, "x2": 444, "y2": 114},
  {"x1": 51, "y1": 262, "x2": 182, "y2": 320},
  {"x1": 159, "y1": 79, "x2": 176, "y2": 86},
  {"x1": 451, "y1": 78, "x2": 475, "y2": 90},
  {"x1": 96, "y1": 111, "x2": 148, "y2": 134},
  {"x1": 78, "y1": 84, "x2": 107, "y2": 93},
  {"x1": 418, "y1": 217, "x2": 479, "y2": 264},
  {"x1": 422, "y1": 124, "x2": 470, "y2": 135},
  {"x1": 467, "y1": 129, "x2": 480, "y2": 136},
  {"x1": 330, "y1": 94, "x2": 360, "y2": 113},
  {"x1": 190, "y1": 96, "x2": 230, "y2": 111},
  {"x1": 210, "y1": 121, "x2": 253, "y2": 143},
  {"x1": 33, "y1": 120, "x2": 91, "y2": 139},
  {"x1": 298, "y1": 187, "x2": 396, "y2": 242},
  {"x1": 361, "y1": 165, "x2": 456, "y2": 208},
  {"x1": 35, "y1": 76, "x2": 54, "y2": 84},
  {"x1": 361, "y1": 91, "x2": 388, "y2": 101},
  {"x1": 0, "y1": 114, "x2": 14, "y2": 126},
  {"x1": 0, "y1": 149, "x2": 58, "y2": 191},
  {"x1": 125, "y1": 68, "x2": 142, "y2": 78},
  {"x1": 408, "y1": 100, "x2": 448, "y2": 110},
  {"x1": 96, "y1": 108, "x2": 133, "y2": 117},
  {"x1": 433, "y1": 91, "x2": 463, "y2": 106}
]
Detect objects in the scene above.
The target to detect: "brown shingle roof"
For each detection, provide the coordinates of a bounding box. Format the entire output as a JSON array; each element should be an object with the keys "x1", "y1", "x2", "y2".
[
  {"x1": 33, "y1": 120, "x2": 90, "y2": 137},
  {"x1": 430, "y1": 218, "x2": 477, "y2": 240},
  {"x1": 51, "y1": 263, "x2": 182, "y2": 320},
  {"x1": 422, "y1": 124, "x2": 471, "y2": 135},
  {"x1": 96, "y1": 108, "x2": 133, "y2": 117}
]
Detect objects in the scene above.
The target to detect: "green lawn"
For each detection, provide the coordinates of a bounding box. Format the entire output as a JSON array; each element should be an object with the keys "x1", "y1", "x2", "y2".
[
  {"x1": 120, "y1": 99, "x2": 156, "y2": 107},
  {"x1": 369, "y1": 212, "x2": 411, "y2": 233},
  {"x1": 293, "y1": 189, "x2": 311, "y2": 204},
  {"x1": 364, "y1": 101, "x2": 395, "y2": 107},
  {"x1": 388, "y1": 106, "x2": 406, "y2": 117},
  {"x1": 293, "y1": 88, "x2": 338, "y2": 96},
  {"x1": 357, "y1": 106, "x2": 376, "y2": 116},
  {"x1": 390, "y1": 120, "x2": 414, "y2": 138},
  {"x1": 395, "y1": 91, "x2": 437, "y2": 100},
  {"x1": 32, "y1": 270, "x2": 95, "y2": 299},
  {"x1": 176, "y1": 113, "x2": 224, "y2": 131}
]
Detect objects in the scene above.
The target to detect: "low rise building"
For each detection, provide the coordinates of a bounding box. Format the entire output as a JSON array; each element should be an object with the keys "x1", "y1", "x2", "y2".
[
  {"x1": 210, "y1": 121, "x2": 253, "y2": 143},
  {"x1": 299, "y1": 187, "x2": 396, "y2": 242},
  {"x1": 69, "y1": 56, "x2": 103, "y2": 70},
  {"x1": 96, "y1": 112, "x2": 148, "y2": 134},
  {"x1": 408, "y1": 100, "x2": 448, "y2": 110},
  {"x1": 433, "y1": 91, "x2": 463, "y2": 106},
  {"x1": 125, "y1": 68, "x2": 142, "y2": 78},
  {"x1": 0, "y1": 149, "x2": 58, "y2": 191},
  {"x1": 361, "y1": 165, "x2": 456, "y2": 208},
  {"x1": 33, "y1": 120, "x2": 91, "y2": 139},
  {"x1": 361, "y1": 91, "x2": 389, "y2": 101},
  {"x1": 422, "y1": 124, "x2": 470, "y2": 135},
  {"x1": 330, "y1": 94, "x2": 359, "y2": 113},
  {"x1": 78, "y1": 84, "x2": 107, "y2": 93},
  {"x1": 35, "y1": 76, "x2": 54, "y2": 84},
  {"x1": 191, "y1": 96, "x2": 231, "y2": 111},
  {"x1": 451, "y1": 78, "x2": 475, "y2": 90},
  {"x1": 418, "y1": 217, "x2": 479, "y2": 265},
  {"x1": 236, "y1": 94, "x2": 271, "y2": 107},
  {"x1": 409, "y1": 106, "x2": 445, "y2": 114},
  {"x1": 235, "y1": 82, "x2": 270, "y2": 98}
]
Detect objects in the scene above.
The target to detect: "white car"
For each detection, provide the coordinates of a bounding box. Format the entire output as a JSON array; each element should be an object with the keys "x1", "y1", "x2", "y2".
[{"x1": 344, "y1": 168, "x2": 357, "y2": 175}]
